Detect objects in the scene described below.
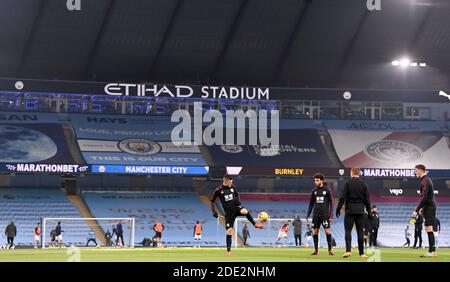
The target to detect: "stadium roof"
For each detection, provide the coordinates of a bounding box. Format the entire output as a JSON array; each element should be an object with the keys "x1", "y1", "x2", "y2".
[{"x1": 1, "y1": 0, "x2": 450, "y2": 90}]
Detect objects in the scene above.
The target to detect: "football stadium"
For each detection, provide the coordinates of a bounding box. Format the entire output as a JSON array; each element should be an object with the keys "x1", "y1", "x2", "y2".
[{"x1": 0, "y1": 0, "x2": 450, "y2": 267}]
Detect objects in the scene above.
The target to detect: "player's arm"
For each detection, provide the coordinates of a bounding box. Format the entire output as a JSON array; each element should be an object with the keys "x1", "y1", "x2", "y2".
[
  {"x1": 328, "y1": 188, "x2": 334, "y2": 222},
  {"x1": 363, "y1": 183, "x2": 371, "y2": 216},
  {"x1": 336, "y1": 183, "x2": 348, "y2": 217},
  {"x1": 210, "y1": 188, "x2": 219, "y2": 217},
  {"x1": 306, "y1": 190, "x2": 315, "y2": 219},
  {"x1": 415, "y1": 179, "x2": 427, "y2": 213}
]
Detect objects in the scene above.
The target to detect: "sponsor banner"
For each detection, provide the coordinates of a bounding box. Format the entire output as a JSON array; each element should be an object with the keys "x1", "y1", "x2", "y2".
[
  {"x1": 376, "y1": 188, "x2": 444, "y2": 198},
  {"x1": 235, "y1": 167, "x2": 349, "y2": 177},
  {"x1": 91, "y1": 165, "x2": 209, "y2": 175},
  {"x1": 324, "y1": 120, "x2": 444, "y2": 131},
  {"x1": 362, "y1": 168, "x2": 450, "y2": 179},
  {"x1": 369, "y1": 195, "x2": 450, "y2": 203},
  {"x1": 0, "y1": 163, "x2": 89, "y2": 173},
  {"x1": 1, "y1": 78, "x2": 447, "y2": 102},
  {"x1": 82, "y1": 152, "x2": 206, "y2": 166},
  {"x1": 0, "y1": 112, "x2": 69, "y2": 124},
  {"x1": 0, "y1": 123, "x2": 75, "y2": 164},
  {"x1": 71, "y1": 115, "x2": 174, "y2": 141},
  {"x1": 78, "y1": 140, "x2": 200, "y2": 154},
  {"x1": 329, "y1": 130, "x2": 450, "y2": 169},
  {"x1": 207, "y1": 129, "x2": 334, "y2": 167},
  {"x1": 71, "y1": 114, "x2": 206, "y2": 165}
]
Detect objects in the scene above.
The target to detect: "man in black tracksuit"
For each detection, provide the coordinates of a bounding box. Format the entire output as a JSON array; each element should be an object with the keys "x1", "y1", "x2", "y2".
[
  {"x1": 336, "y1": 167, "x2": 371, "y2": 258},
  {"x1": 412, "y1": 212, "x2": 423, "y2": 249},
  {"x1": 369, "y1": 205, "x2": 380, "y2": 247},
  {"x1": 306, "y1": 173, "x2": 334, "y2": 256},
  {"x1": 411, "y1": 164, "x2": 437, "y2": 257},
  {"x1": 210, "y1": 175, "x2": 263, "y2": 256}
]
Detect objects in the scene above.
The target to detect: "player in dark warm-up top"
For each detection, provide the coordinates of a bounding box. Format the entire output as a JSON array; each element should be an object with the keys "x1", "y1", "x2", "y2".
[
  {"x1": 411, "y1": 164, "x2": 437, "y2": 257},
  {"x1": 210, "y1": 175, "x2": 263, "y2": 256},
  {"x1": 306, "y1": 173, "x2": 334, "y2": 256}
]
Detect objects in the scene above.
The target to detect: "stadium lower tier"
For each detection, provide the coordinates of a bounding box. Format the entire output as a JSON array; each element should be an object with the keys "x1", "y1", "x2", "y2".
[{"x1": 0, "y1": 189, "x2": 448, "y2": 247}]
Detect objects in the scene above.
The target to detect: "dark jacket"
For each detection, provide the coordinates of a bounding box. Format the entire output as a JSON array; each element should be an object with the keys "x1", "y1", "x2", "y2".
[
  {"x1": 293, "y1": 218, "x2": 302, "y2": 235},
  {"x1": 242, "y1": 226, "x2": 250, "y2": 238},
  {"x1": 370, "y1": 212, "x2": 380, "y2": 228},
  {"x1": 5, "y1": 223, "x2": 17, "y2": 237},
  {"x1": 337, "y1": 177, "x2": 371, "y2": 215},
  {"x1": 415, "y1": 214, "x2": 423, "y2": 229},
  {"x1": 116, "y1": 223, "x2": 123, "y2": 235}
]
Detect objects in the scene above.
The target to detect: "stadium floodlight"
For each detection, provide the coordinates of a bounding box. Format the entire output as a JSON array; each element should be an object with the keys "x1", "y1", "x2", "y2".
[
  {"x1": 410, "y1": 62, "x2": 418, "y2": 67},
  {"x1": 419, "y1": 62, "x2": 427, "y2": 67},
  {"x1": 400, "y1": 58, "x2": 411, "y2": 67},
  {"x1": 42, "y1": 217, "x2": 135, "y2": 249},
  {"x1": 391, "y1": 60, "x2": 400, "y2": 66}
]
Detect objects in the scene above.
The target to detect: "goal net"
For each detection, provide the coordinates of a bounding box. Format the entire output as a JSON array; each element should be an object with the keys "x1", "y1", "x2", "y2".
[
  {"x1": 235, "y1": 217, "x2": 315, "y2": 247},
  {"x1": 41, "y1": 218, "x2": 135, "y2": 248}
]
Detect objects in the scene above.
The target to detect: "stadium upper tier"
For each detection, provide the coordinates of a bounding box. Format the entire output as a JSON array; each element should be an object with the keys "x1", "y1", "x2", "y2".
[
  {"x1": 1, "y1": 86, "x2": 450, "y2": 121},
  {"x1": 1, "y1": 111, "x2": 450, "y2": 172}
]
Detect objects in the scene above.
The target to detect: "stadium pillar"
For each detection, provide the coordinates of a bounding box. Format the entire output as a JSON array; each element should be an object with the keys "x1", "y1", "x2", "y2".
[{"x1": 61, "y1": 174, "x2": 78, "y2": 195}]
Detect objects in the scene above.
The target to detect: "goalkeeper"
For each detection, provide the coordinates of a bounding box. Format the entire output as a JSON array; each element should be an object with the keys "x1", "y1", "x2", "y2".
[{"x1": 210, "y1": 175, "x2": 263, "y2": 256}]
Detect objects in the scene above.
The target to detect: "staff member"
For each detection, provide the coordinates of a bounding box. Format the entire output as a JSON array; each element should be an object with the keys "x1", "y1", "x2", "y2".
[
  {"x1": 413, "y1": 211, "x2": 423, "y2": 249},
  {"x1": 153, "y1": 220, "x2": 165, "y2": 246},
  {"x1": 193, "y1": 221, "x2": 203, "y2": 247},
  {"x1": 369, "y1": 205, "x2": 380, "y2": 247},
  {"x1": 336, "y1": 167, "x2": 371, "y2": 258}
]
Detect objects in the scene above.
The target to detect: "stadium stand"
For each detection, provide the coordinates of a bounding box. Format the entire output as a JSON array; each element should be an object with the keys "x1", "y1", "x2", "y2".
[
  {"x1": 0, "y1": 188, "x2": 89, "y2": 246},
  {"x1": 82, "y1": 192, "x2": 220, "y2": 247}
]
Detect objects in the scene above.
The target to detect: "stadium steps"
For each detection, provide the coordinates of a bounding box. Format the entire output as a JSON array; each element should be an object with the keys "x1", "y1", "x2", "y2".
[
  {"x1": 316, "y1": 122, "x2": 342, "y2": 168},
  {"x1": 67, "y1": 195, "x2": 106, "y2": 245},
  {"x1": 63, "y1": 125, "x2": 85, "y2": 164}
]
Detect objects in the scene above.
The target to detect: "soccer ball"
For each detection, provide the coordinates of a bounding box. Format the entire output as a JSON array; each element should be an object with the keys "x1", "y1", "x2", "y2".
[{"x1": 258, "y1": 211, "x2": 269, "y2": 222}]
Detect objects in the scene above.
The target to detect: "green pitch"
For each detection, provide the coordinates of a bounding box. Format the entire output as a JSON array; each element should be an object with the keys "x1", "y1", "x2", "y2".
[{"x1": 0, "y1": 247, "x2": 448, "y2": 262}]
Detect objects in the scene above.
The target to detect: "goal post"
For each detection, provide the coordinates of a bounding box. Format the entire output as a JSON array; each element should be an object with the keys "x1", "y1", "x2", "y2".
[{"x1": 42, "y1": 218, "x2": 135, "y2": 249}]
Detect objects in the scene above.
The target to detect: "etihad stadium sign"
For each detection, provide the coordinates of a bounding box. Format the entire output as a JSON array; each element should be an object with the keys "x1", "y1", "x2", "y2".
[{"x1": 104, "y1": 83, "x2": 270, "y2": 100}]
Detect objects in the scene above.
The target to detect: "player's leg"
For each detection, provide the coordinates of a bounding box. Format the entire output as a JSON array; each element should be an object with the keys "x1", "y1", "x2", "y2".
[
  {"x1": 372, "y1": 228, "x2": 378, "y2": 247},
  {"x1": 413, "y1": 229, "x2": 418, "y2": 248},
  {"x1": 422, "y1": 206, "x2": 436, "y2": 256},
  {"x1": 418, "y1": 229, "x2": 422, "y2": 248},
  {"x1": 239, "y1": 208, "x2": 263, "y2": 229},
  {"x1": 226, "y1": 227, "x2": 233, "y2": 255},
  {"x1": 343, "y1": 214, "x2": 355, "y2": 257},
  {"x1": 354, "y1": 215, "x2": 366, "y2": 257},
  {"x1": 323, "y1": 219, "x2": 333, "y2": 254},
  {"x1": 311, "y1": 218, "x2": 320, "y2": 255},
  {"x1": 224, "y1": 210, "x2": 237, "y2": 255}
]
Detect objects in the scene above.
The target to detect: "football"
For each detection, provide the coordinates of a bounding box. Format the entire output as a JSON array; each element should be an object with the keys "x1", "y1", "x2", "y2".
[{"x1": 258, "y1": 211, "x2": 269, "y2": 222}]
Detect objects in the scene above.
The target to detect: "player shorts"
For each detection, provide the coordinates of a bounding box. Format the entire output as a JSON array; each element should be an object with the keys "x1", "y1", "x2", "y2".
[
  {"x1": 155, "y1": 232, "x2": 162, "y2": 238},
  {"x1": 312, "y1": 217, "x2": 330, "y2": 229},
  {"x1": 34, "y1": 235, "x2": 40, "y2": 241},
  {"x1": 422, "y1": 205, "x2": 436, "y2": 227},
  {"x1": 56, "y1": 235, "x2": 63, "y2": 241},
  {"x1": 278, "y1": 232, "x2": 288, "y2": 238},
  {"x1": 224, "y1": 206, "x2": 244, "y2": 230},
  {"x1": 194, "y1": 234, "x2": 202, "y2": 240}
]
